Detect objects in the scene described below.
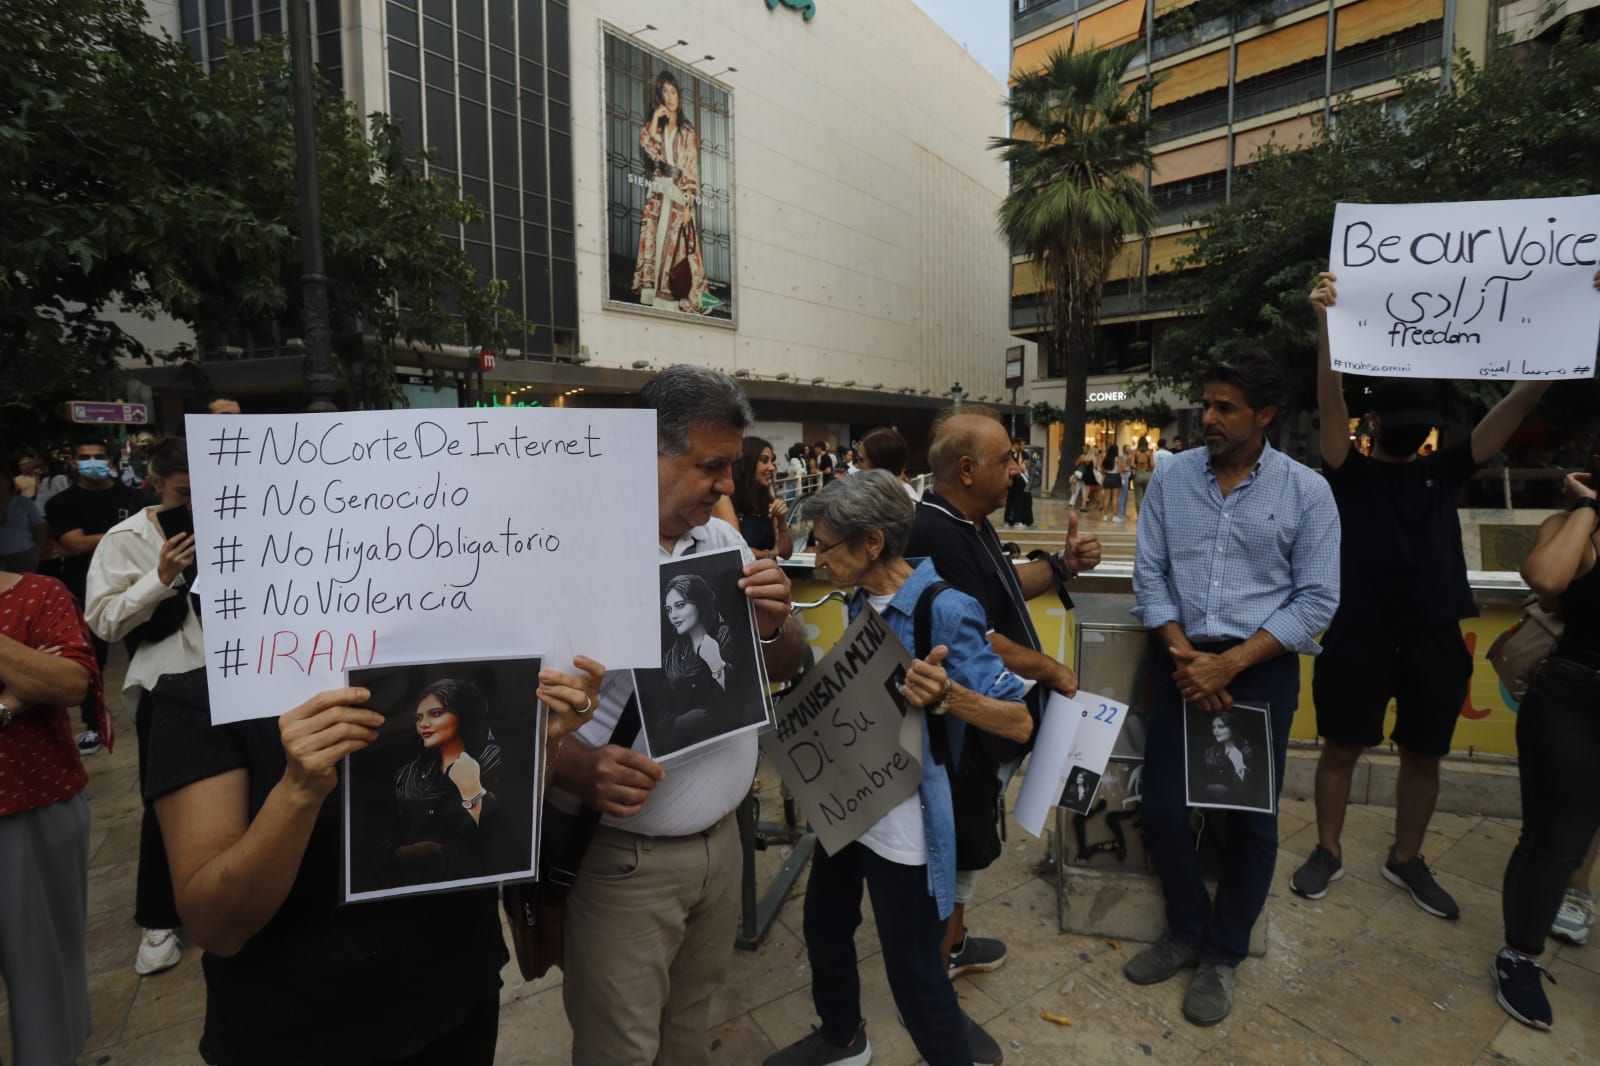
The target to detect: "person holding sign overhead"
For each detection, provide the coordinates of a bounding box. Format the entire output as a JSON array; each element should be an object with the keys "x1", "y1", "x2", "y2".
[
  {"x1": 1128, "y1": 352, "x2": 1340, "y2": 1027},
  {"x1": 142, "y1": 653, "x2": 604, "y2": 1064},
  {"x1": 547, "y1": 365, "x2": 808, "y2": 1065},
  {"x1": 764, "y1": 470, "x2": 1029, "y2": 1066},
  {"x1": 1291, "y1": 273, "x2": 1595, "y2": 920}
]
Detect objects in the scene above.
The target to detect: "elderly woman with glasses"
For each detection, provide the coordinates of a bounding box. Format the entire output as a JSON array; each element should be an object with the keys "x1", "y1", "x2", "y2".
[{"x1": 765, "y1": 470, "x2": 1031, "y2": 1066}]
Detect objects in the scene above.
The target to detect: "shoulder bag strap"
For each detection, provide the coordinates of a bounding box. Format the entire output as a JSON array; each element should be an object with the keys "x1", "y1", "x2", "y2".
[{"x1": 913, "y1": 582, "x2": 955, "y2": 767}]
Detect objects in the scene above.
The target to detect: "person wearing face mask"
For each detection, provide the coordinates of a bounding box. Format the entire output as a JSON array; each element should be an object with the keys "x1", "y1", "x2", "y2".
[
  {"x1": 84, "y1": 436, "x2": 205, "y2": 977},
  {"x1": 45, "y1": 438, "x2": 148, "y2": 755},
  {"x1": 1292, "y1": 271, "x2": 1593, "y2": 922}
]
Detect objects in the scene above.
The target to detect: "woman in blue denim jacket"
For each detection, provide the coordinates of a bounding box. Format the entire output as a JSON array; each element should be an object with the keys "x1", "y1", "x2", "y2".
[{"x1": 765, "y1": 471, "x2": 1031, "y2": 1066}]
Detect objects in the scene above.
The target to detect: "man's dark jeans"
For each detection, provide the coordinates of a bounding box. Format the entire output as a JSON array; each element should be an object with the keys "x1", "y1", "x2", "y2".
[
  {"x1": 803, "y1": 842, "x2": 970, "y2": 1066},
  {"x1": 1503, "y1": 654, "x2": 1600, "y2": 955},
  {"x1": 1141, "y1": 642, "x2": 1298, "y2": 966}
]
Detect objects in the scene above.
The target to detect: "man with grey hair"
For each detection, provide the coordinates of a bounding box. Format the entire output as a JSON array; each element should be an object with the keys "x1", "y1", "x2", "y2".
[
  {"x1": 550, "y1": 364, "x2": 808, "y2": 1064},
  {"x1": 905, "y1": 404, "x2": 1101, "y2": 1059}
]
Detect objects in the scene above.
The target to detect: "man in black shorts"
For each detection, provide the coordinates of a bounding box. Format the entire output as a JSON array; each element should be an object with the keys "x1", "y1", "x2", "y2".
[{"x1": 1296, "y1": 273, "x2": 1552, "y2": 918}]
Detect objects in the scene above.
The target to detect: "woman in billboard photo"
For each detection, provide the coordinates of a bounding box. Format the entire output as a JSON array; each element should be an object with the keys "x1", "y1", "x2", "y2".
[
  {"x1": 634, "y1": 69, "x2": 709, "y2": 314},
  {"x1": 660, "y1": 572, "x2": 747, "y2": 748},
  {"x1": 383, "y1": 678, "x2": 504, "y2": 887}
]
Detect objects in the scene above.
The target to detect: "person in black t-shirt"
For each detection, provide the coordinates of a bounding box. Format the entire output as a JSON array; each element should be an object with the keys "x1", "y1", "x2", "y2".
[
  {"x1": 44, "y1": 439, "x2": 148, "y2": 747},
  {"x1": 1294, "y1": 271, "x2": 1564, "y2": 920},
  {"x1": 903, "y1": 406, "x2": 1101, "y2": 1060},
  {"x1": 144, "y1": 657, "x2": 604, "y2": 1066}
]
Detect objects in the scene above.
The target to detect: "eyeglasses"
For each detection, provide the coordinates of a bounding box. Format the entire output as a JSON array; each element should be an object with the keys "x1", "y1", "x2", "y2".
[{"x1": 812, "y1": 535, "x2": 850, "y2": 557}]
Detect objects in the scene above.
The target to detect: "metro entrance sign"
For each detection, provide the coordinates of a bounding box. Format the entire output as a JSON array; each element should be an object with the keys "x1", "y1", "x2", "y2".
[
  {"x1": 478, "y1": 347, "x2": 497, "y2": 372},
  {"x1": 67, "y1": 401, "x2": 150, "y2": 425}
]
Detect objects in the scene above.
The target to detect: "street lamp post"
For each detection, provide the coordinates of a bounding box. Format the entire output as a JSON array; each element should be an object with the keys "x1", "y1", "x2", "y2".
[{"x1": 287, "y1": 0, "x2": 338, "y2": 413}]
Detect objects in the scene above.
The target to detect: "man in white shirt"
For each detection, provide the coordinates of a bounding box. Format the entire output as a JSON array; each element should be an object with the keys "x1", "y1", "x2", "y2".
[{"x1": 552, "y1": 365, "x2": 808, "y2": 1064}]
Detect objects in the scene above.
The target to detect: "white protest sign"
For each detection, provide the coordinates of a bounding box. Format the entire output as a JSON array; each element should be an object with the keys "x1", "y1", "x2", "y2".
[
  {"x1": 1014, "y1": 689, "x2": 1129, "y2": 838},
  {"x1": 187, "y1": 410, "x2": 660, "y2": 723},
  {"x1": 1326, "y1": 196, "x2": 1600, "y2": 380},
  {"x1": 761, "y1": 607, "x2": 924, "y2": 856}
]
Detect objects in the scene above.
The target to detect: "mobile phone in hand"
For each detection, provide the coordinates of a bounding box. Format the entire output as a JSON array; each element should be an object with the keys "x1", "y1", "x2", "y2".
[{"x1": 157, "y1": 506, "x2": 194, "y2": 540}]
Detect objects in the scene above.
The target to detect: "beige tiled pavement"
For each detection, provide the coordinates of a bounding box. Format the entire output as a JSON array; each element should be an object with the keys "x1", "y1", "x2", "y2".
[{"x1": 3, "y1": 649, "x2": 1596, "y2": 1066}]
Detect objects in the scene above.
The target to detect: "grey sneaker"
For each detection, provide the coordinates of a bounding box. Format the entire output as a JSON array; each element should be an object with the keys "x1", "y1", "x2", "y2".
[
  {"x1": 1552, "y1": 890, "x2": 1594, "y2": 946},
  {"x1": 948, "y1": 935, "x2": 1007, "y2": 978},
  {"x1": 1382, "y1": 848, "x2": 1460, "y2": 919},
  {"x1": 966, "y1": 1014, "x2": 1003, "y2": 1066},
  {"x1": 763, "y1": 1024, "x2": 871, "y2": 1066},
  {"x1": 1182, "y1": 961, "x2": 1237, "y2": 1027},
  {"x1": 1290, "y1": 845, "x2": 1345, "y2": 900},
  {"x1": 1123, "y1": 936, "x2": 1200, "y2": 986}
]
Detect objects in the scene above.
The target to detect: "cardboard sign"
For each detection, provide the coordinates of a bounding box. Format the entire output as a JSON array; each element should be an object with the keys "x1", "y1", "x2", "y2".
[
  {"x1": 1014, "y1": 689, "x2": 1130, "y2": 838},
  {"x1": 1326, "y1": 195, "x2": 1600, "y2": 380},
  {"x1": 187, "y1": 410, "x2": 660, "y2": 723},
  {"x1": 762, "y1": 607, "x2": 924, "y2": 855}
]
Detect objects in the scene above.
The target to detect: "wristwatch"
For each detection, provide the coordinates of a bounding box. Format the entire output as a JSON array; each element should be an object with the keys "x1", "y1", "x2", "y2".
[
  {"x1": 461, "y1": 789, "x2": 487, "y2": 811},
  {"x1": 1574, "y1": 497, "x2": 1600, "y2": 517}
]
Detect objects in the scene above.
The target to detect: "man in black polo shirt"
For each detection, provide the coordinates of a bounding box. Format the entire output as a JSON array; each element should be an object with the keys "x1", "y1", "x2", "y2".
[
  {"x1": 905, "y1": 407, "x2": 1101, "y2": 1043},
  {"x1": 1295, "y1": 272, "x2": 1553, "y2": 918},
  {"x1": 45, "y1": 438, "x2": 148, "y2": 752}
]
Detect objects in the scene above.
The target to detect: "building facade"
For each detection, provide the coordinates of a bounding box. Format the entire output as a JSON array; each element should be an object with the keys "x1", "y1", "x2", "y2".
[
  {"x1": 135, "y1": 0, "x2": 1021, "y2": 452},
  {"x1": 1008, "y1": 0, "x2": 1513, "y2": 479}
]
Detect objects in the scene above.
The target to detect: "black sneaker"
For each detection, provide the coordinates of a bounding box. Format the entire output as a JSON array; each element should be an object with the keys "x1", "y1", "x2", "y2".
[
  {"x1": 1290, "y1": 845, "x2": 1344, "y2": 900},
  {"x1": 76, "y1": 729, "x2": 103, "y2": 755},
  {"x1": 1382, "y1": 849, "x2": 1460, "y2": 919},
  {"x1": 1492, "y1": 949, "x2": 1555, "y2": 1030},
  {"x1": 948, "y1": 935, "x2": 1007, "y2": 978},
  {"x1": 966, "y1": 1014, "x2": 1004, "y2": 1066},
  {"x1": 764, "y1": 1024, "x2": 871, "y2": 1066}
]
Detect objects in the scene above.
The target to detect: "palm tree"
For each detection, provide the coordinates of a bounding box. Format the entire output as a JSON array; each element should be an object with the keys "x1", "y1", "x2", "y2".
[{"x1": 992, "y1": 42, "x2": 1158, "y2": 494}]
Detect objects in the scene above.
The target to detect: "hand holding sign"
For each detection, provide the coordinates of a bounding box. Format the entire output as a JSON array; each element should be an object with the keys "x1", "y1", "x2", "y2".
[
  {"x1": 279, "y1": 686, "x2": 381, "y2": 804},
  {"x1": 580, "y1": 745, "x2": 666, "y2": 819}
]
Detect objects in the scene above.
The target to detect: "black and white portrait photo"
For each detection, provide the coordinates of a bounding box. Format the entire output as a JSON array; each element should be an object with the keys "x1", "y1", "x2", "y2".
[
  {"x1": 343, "y1": 657, "x2": 543, "y2": 902},
  {"x1": 633, "y1": 547, "x2": 771, "y2": 760},
  {"x1": 1183, "y1": 701, "x2": 1275, "y2": 814},
  {"x1": 1059, "y1": 765, "x2": 1103, "y2": 816}
]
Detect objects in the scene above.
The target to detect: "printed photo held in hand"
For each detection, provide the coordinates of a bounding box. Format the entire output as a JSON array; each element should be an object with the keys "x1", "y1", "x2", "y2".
[
  {"x1": 343, "y1": 657, "x2": 543, "y2": 902},
  {"x1": 1182, "y1": 701, "x2": 1275, "y2": 814},
  {"x1": 1060, "y1": 766, "x2": 1103, "y2": 816},
  {"x1": 632, "y1": 547, "x2": 772, "y2": 761}
]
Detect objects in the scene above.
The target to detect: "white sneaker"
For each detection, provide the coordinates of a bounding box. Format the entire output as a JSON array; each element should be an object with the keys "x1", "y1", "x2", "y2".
[
  {"x1": 76, "y1": 730, "x2": 103, "y2": 755},
  {"x1": 1552, "y1": 890, "x2": 1594, "y2": 946},
  {"x1": 1113, "y1": 515, "x2": 1126, "y2": 522},
  {"x1": 135, "y1": 928, "x2": 181, "y2": 975}
]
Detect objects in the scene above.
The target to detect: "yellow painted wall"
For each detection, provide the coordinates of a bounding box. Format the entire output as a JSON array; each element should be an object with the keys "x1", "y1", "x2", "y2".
[{"x1": 791, "y1": 579, "x2": 1525, "y2": 757}]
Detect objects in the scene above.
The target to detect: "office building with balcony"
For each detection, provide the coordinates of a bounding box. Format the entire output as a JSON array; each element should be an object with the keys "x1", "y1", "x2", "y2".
[{"x1": 1008, "y1": 0, "x2": 1510, "y2": 480}]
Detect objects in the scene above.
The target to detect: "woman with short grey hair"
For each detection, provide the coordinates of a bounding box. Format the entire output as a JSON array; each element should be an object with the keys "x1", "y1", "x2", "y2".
[{"x1": 767, "y1": 470, "x2": 1030, "y2": 1066}]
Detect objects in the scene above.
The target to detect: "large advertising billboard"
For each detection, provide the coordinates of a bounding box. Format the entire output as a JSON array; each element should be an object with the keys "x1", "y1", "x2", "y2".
[{"x1": 601, "y1": 26, "x2": 735, "y2": 323}]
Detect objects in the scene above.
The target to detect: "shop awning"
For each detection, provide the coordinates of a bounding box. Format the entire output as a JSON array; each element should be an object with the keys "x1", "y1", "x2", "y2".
[
  {"x1": 1236, "y1": 15, "x2": 1328, "y2": 82},
  {"x1": 1152, "y1": 135, "x2": 1228, "y2": 184},
  {"x1": 1151, "y1": 48, "x2": 1229, "y2": 108},
  {"x1": 1334, "y1": 0, "x2": 1443, "y2": 50}
]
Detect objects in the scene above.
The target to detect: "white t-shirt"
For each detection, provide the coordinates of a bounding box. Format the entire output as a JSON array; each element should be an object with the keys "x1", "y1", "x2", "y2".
[
  {"x1": 854, "y1": 592, "x2": 928, "y2": 867},
  {"x1": 548, "y1": 518, "x2": 759, "y2": 837}
]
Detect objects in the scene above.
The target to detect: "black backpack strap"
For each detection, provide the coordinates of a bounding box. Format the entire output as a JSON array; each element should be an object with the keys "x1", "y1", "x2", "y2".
[
  {"x1": 541, "y1": 692, "x2": 641, "y2": 903},
  {"x1": 912, "y1": 582, "x2": 955, "y2": 768}
]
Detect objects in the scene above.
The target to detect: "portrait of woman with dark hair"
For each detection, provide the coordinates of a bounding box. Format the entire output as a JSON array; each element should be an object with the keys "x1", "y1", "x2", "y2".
[
  {"x1": 633, "y1": 68, "x2": 709, "y2": 314},
  {"x1": 384, "y1": 678, "x2": 505, "y2": 887},
  {"x1": 1186, "y1": 705, "x2": 1274, "y2": 812},
  {"x1": 659, "y1": 573, "x2": 744, "y2": 748}
]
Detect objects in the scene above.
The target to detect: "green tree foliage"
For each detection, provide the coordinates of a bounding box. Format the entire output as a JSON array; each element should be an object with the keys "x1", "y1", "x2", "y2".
[
  {"x1": 2, "y1": 0, "x2": 515, "y2": 450},
  {"x1": 993, "y1": 43, "x2": 1159, "y2": 493},
  {"x1": 1159, "y1": 23, "x2": 1600, "y2": 427}
]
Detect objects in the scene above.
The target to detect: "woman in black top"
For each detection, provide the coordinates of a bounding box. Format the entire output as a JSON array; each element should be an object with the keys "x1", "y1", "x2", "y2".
[
  {"x1": 384, "y1": 678, "x2": 503, "y2": 887},
  {"x1": 1493, "y1": 434, "x2": 1600, "y2": 1032},
  {"x1": 718, "y1": 436, "x2": 793, "y2": 559},
  {"x1": 660, "y1": 573, "x2": 745, "y2": 751},
  {"x1": 145, "y1": 656, "x2": 604, "y2": 1066},
  {"x1": 1199, "y1": 711, "x2": 1258, "y2": 806}
]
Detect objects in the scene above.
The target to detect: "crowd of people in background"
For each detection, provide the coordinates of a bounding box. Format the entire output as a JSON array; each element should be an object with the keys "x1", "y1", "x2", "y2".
[{"x1": 5, "y1": 295, "x2": 1600, "y2": 1066}]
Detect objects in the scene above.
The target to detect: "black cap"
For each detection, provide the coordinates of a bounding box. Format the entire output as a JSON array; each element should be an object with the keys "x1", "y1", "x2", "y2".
[{"x1": 1367, "y1": 379, "x2": 1442, "y2": 427}]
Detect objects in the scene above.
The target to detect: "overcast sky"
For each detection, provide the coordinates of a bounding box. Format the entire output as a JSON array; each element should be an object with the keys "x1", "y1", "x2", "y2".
[{"x1": 911, "y1": 0, "x2": 1010, "y2": 87}]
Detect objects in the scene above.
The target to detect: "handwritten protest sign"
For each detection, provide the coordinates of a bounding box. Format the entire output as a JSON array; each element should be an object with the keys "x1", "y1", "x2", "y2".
[
  {"x1": 1326, "y1": 196, "x2": 1600, "y2": 380},
  {"x1": 761, "y1": 607, "x2": 923, "y2": 856},
  {"x1": 187, "y1": 410, "x2": 660, "y2": 723},
  {"x1": 1014, "y1": 690, "x2": 1129, "y2": 837}
]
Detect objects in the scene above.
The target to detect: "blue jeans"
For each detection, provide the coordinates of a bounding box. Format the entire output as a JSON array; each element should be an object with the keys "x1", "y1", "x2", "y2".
[
  {"x1": 804, "y1": 843, "x2": 971, "y2": 1066},
  {"x1": 1140, "y1": 643, "x2": 1298, "y2": 965}
]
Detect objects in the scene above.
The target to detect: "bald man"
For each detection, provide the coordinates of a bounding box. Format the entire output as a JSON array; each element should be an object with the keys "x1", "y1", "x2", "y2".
[{"x1": 904, "y1": 407, "x2": 1100, "y2": 1060}]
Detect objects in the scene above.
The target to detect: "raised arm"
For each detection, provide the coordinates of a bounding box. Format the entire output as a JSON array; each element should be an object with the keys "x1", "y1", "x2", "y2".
[
  {"x1": 155, "y1": 688, "x2": 381, "y2": 957},
  {"x1": 1310, "y1": 272, "x2": 1351, "y2": 470},
  {"x1": 1522, "y1": 476, "x2": 1599, "y2": 604}
]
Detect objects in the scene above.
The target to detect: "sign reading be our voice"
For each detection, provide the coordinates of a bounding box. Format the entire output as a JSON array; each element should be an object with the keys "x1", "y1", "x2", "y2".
[{"x1": 1327, "y1": 195, "x2": 1600, "y2": 380}]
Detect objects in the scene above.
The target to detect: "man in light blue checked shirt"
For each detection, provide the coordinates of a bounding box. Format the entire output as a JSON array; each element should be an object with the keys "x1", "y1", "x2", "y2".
[{"x1": 1124, "y1": 352, "x2": 1340, "y2": 1028}]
